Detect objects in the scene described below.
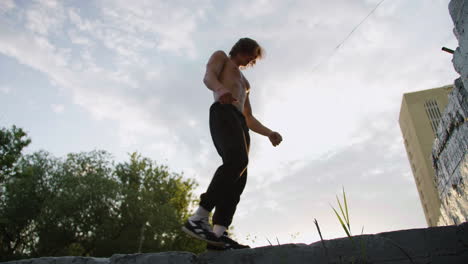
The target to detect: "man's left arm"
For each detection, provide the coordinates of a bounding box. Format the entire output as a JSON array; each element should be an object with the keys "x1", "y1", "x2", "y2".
[{"x1": 243, "y1": 94, "x2": 283, "y2": 147}]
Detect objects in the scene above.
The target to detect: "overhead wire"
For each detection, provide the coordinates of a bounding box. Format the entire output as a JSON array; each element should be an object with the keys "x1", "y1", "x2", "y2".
[{"x1": 310, "y1": 0, "x2": 387, "y2": 73}]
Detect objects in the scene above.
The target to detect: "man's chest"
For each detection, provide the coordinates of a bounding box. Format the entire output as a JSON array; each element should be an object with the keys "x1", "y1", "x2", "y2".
[{"x1": 221, "y1": 64, "x2": 249, "y2": 91}]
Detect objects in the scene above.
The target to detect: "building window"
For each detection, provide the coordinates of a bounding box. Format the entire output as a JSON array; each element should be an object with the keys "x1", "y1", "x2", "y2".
[{"x1": 424, "y1": 99, "x2": 443, "y2": 135}]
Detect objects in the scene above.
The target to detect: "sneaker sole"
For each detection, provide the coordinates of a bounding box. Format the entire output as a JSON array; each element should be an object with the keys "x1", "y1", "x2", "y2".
[{"x1": 181, "y1": 226, "x2": 225, "y2": 246}]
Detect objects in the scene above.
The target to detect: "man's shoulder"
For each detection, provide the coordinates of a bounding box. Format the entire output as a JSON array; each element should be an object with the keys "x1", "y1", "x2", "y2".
[{"x1": 210, "y1": 50, "x2": 228, "y2": 59}]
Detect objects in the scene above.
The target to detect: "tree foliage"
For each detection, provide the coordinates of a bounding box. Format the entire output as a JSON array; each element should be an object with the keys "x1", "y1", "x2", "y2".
[
  {"x1": 0, "y1": 125, "x2": 31, "y2": 183},
  {"x1": 0, "y1": 126, "x2": 206, "y2": 261}
]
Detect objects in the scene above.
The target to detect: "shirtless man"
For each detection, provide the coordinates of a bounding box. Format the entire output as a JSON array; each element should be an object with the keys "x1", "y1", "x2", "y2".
[{"x1": 182, "y1": 38, "x2": 283, "y2": 250}]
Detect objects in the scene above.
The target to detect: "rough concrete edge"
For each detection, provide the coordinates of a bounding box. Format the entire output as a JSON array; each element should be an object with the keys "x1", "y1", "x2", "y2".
[
  {"x1": 1, "y1": 223, "x2": 467, "y2": 264},
  {"x1": 110, "y1": 251, "x2": 197, "y2": 264},
  {"x1": 457, "y1": 221, "x2": 468, "y2": 248},
  {"x1": 307, "y1": 222, "x2": 468, "y2": 263},
  {"x1": 2, "y1": 257, "x2": 109, "y2": 264}
]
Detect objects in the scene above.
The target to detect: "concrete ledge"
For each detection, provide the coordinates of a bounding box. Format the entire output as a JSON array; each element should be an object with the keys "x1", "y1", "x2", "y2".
[
  {"x1": 2, "y1": 257, "x2": 108, "y2": 264},
  {"x1": 3, "y1": 222, "x2": 467, "y2": 264},
  {"x1": 111, "y1": 252, "x2": 197, "y2": 264}
]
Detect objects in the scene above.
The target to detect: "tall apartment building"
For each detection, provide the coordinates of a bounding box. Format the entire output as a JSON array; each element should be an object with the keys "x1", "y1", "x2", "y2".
[{"x1": 399, "y1": 85, "x2": 452, "y2": 227}]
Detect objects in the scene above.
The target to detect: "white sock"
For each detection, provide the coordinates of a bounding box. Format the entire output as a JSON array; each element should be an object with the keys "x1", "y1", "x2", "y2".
[
  {"x1": 213, "y1": 224, "x2": 227, "y2": 237},
  {"x1": 189, "y1": 206, "x2": 210, "y2": 221}
]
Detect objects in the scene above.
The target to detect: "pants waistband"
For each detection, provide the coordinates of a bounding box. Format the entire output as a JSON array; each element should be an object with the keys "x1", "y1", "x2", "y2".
[{"x1": 212, "y1": 102, "x2": 245, "y2": 119}]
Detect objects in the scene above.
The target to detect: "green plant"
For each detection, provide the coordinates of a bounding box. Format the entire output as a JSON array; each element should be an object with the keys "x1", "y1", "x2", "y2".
[
  {"x1": 315, "y1": 187, "x2": 414, "y2": 264},
  {"x1": 331, "y1": 187, "x2": 352, "y2": 239},
  {"x1": 330, "y1": 187, "x2": 368, "y2": 263}
]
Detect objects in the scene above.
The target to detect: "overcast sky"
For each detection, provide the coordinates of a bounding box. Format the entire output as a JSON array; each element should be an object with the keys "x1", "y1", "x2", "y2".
[{"x1": 0, "y1": 0, "x2": 460, "y2": 248}]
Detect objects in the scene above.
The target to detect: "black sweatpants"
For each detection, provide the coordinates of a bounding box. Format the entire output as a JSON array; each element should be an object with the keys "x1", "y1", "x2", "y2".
[{"x1": 199, "y1": 102, "x2": 250, "y2": 227}]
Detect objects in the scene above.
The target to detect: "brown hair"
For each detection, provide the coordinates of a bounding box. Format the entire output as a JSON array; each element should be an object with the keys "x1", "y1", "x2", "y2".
[{"x1": 229, "y1": 38, "x2": 264, "y2": 67}]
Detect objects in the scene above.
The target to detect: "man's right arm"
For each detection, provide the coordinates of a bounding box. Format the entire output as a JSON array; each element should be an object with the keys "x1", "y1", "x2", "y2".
[{"x1": 203, "y1": 50, "x2": 230, "y2": 97}]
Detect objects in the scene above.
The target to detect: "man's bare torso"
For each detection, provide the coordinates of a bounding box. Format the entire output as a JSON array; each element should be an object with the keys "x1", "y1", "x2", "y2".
[{"x1": 206, "y1": 51, "x2": 250, "y2": 112}]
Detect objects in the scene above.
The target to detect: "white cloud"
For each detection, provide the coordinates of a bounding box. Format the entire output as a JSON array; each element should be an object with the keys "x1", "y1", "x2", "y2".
[
  {"x1": 67, "y1": 30, "x2": 92, "y2": 46},
  {"x1": 68, "y1": 8, "x2": 93, "y2": 32},
  {"x1": 0, "y1": 86, "x2": 11, "y2": 94},
  {"x1": 145, "y1": 70, "x2": 161, "y2": 81},
  {"x1": 66, "y1": 1, "x2": 207, "y2": 62},
  {"x1": 0, "y1": 13, "x2": 210, "y2": 174},
  {"x1": 0, "y1": 0, "x2": 15, "y2": 12},
  {"x1": 98, "y1": 0, "x2": 208, "y2": 57},
  {"x1": 25, "y1": 0, "x2": 66, "y2": 36},
  {"x1": 37, "y1": 0, "x2": 60, "y2": 9},
  {"x1": 51, "y1": 103, "x2": 65, "y2": 113}
]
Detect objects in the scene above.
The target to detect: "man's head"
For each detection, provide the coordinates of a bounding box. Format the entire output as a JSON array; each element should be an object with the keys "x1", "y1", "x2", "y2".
[{"x1": 229, "y1": 38, "x2": 264, "y2": 68}]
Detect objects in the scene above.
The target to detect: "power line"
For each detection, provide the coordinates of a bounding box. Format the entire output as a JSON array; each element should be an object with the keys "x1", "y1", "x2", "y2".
[
  {"x1": 335, "y1": 0, "x2": 386, "y2": 50},
  {"x1": 311, "y1": 0, "x2": 387, "y2": 73}
]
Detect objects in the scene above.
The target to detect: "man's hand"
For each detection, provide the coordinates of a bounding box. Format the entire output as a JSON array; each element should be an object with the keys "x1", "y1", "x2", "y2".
[
  {"x1": 268, "y1": 131, "x2": 283, "y2": 147},
  {"x1": 219, "y1": 92, "x2": 238, "y2": 104}
]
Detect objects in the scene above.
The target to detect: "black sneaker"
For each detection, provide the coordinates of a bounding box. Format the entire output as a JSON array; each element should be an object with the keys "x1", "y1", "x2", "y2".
[
  {"x1": 206, "y1": 231, "x2": 251, "y2": 251},
  {"x1": 182, "y1": 218, "x2": 224, "y2": 246}
]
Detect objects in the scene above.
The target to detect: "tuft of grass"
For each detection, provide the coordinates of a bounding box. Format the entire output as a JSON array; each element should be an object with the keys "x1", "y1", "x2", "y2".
[
  {"x1": 330, "y1": 187, "x2": 368, "y2": 263},
  {"x1": 317, "y1": 186, "x2": 414, "y2": 264},
  {"x1": 330, "y1": 186, "x2": 353, "y2": 242}
]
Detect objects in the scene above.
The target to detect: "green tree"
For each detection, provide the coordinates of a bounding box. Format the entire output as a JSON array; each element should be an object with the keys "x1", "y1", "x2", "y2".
[
  {"x1": 33, "y1": 150, "x2": 119, "y2": 257},
  {"x1": 1, "y1": 125, "x2": 207, "y2": 260},
  {"x1": 105, "y1": 152, "x2": 205, "y2": 255},
  {"x1": 0, "y1": 125, "x2": 31, "y2": 183},
  {"x1": 0, "y1": 125, "x2": 33, "y2": 259},
  {"x1": 4, "y1": 151, "x2": 60, "y2": 257}
]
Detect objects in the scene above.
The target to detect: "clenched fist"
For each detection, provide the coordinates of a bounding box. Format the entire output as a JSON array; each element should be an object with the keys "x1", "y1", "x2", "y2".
[{"x1": 268, "y1": 131, "x2": 283, "y2": 147}]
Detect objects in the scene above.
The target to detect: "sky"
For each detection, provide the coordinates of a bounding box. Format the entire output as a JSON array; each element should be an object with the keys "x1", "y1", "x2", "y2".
[{"x1": 0, "y1": 0, "x2": 460, "y2": 248}]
